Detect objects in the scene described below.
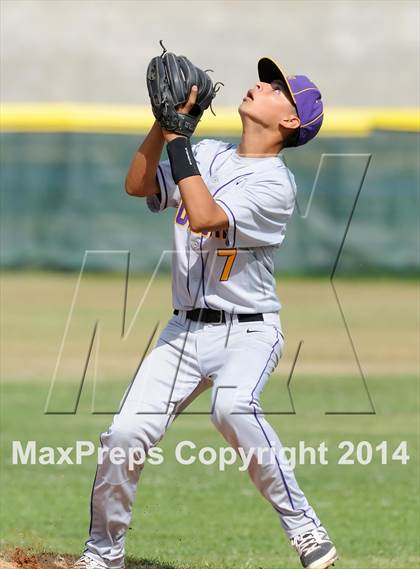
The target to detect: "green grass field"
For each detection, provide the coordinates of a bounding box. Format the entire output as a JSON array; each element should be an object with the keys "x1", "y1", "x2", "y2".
[{"x1": 1, "y1": 272, "x2": 419, "y2": 569}]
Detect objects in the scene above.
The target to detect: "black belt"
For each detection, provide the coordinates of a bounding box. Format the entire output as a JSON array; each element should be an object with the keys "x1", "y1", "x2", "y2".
[{"x1": 173, "y1": 308, "x2": 264, "y2": 324}]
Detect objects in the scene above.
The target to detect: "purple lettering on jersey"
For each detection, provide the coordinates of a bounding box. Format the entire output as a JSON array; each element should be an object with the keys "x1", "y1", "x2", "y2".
[
  {"x1": 175, "y1": 203, "x2": 188, "y2": 226},
  {"x1": 175, "y1": 202, "x2": 211, "y2": 238}
]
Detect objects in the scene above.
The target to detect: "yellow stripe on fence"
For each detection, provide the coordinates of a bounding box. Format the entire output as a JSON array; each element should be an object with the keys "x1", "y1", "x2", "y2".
[{"x1": 0, "y1": 103, "x2": 419, "y2": 135}]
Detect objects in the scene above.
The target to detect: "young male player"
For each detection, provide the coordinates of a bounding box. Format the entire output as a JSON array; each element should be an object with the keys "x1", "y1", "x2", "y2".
[{"x1": 74, "y1": 57, "x2": 337, "y2": 569}]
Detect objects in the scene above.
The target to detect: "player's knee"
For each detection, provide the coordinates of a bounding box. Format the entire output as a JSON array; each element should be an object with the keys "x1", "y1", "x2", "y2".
[
  {"x1": 102, "y1": 422, "x2": 154, "y2": 452},
  {"x1": 101, "y1": 426, "x2": 136, "y2": 450},
  {"x1": 212, "y1": 390, "x2": 256, "y2": 430},
  {"x1": 211, "y1": 394, "x2": 236, "y2": 429}
]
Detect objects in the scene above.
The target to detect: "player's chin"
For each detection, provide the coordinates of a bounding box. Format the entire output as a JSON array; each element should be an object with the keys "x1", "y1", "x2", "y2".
[{"x1": 238, "y1": 101, "x2": 252, "y2": 116}]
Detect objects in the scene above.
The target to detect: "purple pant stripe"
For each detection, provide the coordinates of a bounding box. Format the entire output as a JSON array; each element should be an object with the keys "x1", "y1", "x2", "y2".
[
  {"x1": 88, "y1": 432, "x2": 104, "y2": 535},
  {"x1": 249, "y1": 329, "x2": 318, "y2": 527},
  {"x1": 249, "y1": 329, "x2": 281, "y2": 405}
]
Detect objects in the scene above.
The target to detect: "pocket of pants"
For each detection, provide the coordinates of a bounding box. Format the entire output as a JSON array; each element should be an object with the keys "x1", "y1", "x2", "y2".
[
  {"x1": 238, "y1": 322, "x2": 284, "y2": 367},
  {"x1": 156, "y1": 317, "x2": 186, "y2": 346},
  {"x1": 273, "y1": 327, "x2": 284, "y2": 367},
  {"x1": 263, "y1": 325, "x2": 284, "y2": 367}
]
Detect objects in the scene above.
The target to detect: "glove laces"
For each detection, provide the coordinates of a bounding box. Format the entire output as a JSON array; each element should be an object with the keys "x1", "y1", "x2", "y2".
[
  {"x1": 157, "y1": 39, "x2": 224, "y2": 116},
  {"x1": 159, "y1": 39, "x2": 168, "y2": 56}
]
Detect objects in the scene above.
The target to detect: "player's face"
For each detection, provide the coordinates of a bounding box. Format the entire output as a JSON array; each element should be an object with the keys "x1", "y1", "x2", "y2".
[{"x1": 239, "y1": 81, "x2": 299, "y2": 130}]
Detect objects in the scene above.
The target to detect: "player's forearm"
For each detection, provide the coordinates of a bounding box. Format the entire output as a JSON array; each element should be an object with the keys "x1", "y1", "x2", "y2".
[
  {"x1": 125, "y1": 121, "x2": 164, "y2": 197},
  {"x1": 163, "y1": 136, "x2": 228, "y2": 233},
  {"x1": 178, "y1": 176, "x2": 228, "y2": 233}
]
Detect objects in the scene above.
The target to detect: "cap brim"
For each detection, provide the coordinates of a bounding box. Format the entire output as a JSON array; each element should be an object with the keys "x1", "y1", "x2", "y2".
[{"x1": 258, "y1": 57, "x2": 297, "y2": 107}]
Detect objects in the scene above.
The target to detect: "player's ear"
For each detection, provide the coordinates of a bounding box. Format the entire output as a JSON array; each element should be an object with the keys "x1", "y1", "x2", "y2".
[{"x1": 279, "y1": 115, "x2": 300, "y2": 130}]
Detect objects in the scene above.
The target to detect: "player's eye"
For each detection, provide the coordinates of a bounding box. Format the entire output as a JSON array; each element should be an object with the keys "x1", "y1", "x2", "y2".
[
  {"x1": 271, "y1": 79, "x2": 286, "y2": 93},
  {"x1": 270, "y1": 81, "x2": 283, "y2": 94}
]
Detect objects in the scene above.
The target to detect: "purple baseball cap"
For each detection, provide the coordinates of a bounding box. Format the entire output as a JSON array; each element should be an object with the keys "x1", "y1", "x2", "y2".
[{"x1": 258, "y1": 57, "x2": 324, "y2": 146}]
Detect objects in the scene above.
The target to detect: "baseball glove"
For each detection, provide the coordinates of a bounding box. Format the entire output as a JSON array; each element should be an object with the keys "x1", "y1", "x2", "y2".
[{"x1": 146, "y1": 41, "x2": 222, "y2": 137}]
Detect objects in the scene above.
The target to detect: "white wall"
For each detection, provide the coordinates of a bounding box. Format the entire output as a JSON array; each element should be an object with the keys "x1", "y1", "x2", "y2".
[{"x1": 1, "y1": 0, "x2": 419, "y2": 107}]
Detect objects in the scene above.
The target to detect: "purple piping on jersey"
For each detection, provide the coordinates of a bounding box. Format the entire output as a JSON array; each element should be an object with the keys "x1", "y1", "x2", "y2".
[
  {"x1": 186, "y1": 247, "x2": 191, "y2": 297},
  {"x1": 197, "y1": 173, "x2": 250, "y2": 306},
  {"x1": 215, "y1": 198, "x2": 237, "y2": 248},
  {"x1": 196, "y1": 172, "x2": 252, "y2": 306},
  {"x1": 209, "y1": 144, "x2": 234, "y2": 177},
  {"x1": 249, "y1": 328, "x2": 319, "y2": 528},
  {"x1": 199, "y1": 235, "x2": 211, "y2": 308},
  {"x1": 212, "y1": 173, "x2": 253, "y2": 199},
  {"x1": 157, "y1": 165, "x2": 168, "y2": 209}
]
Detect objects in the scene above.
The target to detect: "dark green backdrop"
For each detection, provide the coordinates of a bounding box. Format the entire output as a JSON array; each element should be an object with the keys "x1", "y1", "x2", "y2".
[{"x1": 1, "y1": 130, "x2": 418, "y2": 274}]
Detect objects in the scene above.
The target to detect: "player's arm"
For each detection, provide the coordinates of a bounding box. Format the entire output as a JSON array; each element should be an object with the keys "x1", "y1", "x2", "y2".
[
  {"x1": 125, "y1": 120, "x2": 164, "y2": 197},
  {"x1": 176, "y1": 175, "x2": 228, "y2": 233},
  {"x1": 162, "y1": 88, "x2": 228, "y2": 234}
]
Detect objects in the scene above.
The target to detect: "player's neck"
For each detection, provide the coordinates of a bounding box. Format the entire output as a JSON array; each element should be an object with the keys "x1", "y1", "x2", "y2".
[{"x1": 237, "y1": 129, "x2": 283, "y2": 158}]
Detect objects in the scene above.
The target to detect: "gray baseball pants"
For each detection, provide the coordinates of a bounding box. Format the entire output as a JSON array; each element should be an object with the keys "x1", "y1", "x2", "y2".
[{"x1": 84, "y1": 310, "x2": 320, "y2": 568}]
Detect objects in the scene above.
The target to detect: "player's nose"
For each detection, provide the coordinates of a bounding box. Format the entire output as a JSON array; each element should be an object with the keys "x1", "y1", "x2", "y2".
[{"x1": 254, "y1": 81, "x2": 270, "y2": 94}]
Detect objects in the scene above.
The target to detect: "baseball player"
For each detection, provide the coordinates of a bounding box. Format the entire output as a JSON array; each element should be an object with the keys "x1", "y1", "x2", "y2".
[{"x1": 74, "y1": 54, "x2": 337, "y2": 569}]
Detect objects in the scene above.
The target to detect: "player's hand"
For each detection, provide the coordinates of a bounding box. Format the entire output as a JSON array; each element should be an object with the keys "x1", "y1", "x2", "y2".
[
  {"x1": 162, "y1": 86, "x2": 198, "y2": 142},
  {"x1": 177, "y1": 85, "x2": 198, "y2": 114}
]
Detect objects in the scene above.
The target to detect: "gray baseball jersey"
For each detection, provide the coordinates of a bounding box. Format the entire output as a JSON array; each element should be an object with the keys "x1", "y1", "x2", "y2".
[{"x1": 147, "y1": 139, "x2": 297, "y2": 314}]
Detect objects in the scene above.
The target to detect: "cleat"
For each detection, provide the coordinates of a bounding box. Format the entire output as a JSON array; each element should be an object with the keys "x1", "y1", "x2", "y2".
[
  {"x1": 290, "y1": 526, "x2": 338, "y2": 569},
  {"x1": 72, "y1": 554, "x2": 124, "y2": 569}
]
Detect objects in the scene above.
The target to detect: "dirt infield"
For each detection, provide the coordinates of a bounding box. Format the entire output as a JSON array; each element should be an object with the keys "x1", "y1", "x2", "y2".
[
  {"x1": 0, "y1": 549, "x2": 181, "y2": 569},
  {"x1": 0, "y1": 549, "x2": 71, "y2": 569}
]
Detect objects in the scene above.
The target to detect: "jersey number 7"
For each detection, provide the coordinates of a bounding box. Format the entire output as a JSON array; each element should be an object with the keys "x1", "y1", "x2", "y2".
[{"x1": 217, "y1": 248, "x2": 237, "y2": 281}]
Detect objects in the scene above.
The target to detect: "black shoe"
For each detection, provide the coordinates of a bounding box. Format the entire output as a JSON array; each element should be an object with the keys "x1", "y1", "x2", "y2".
[{"x1": 290, "y1": 526, "x2": 338, "y2": 569}]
